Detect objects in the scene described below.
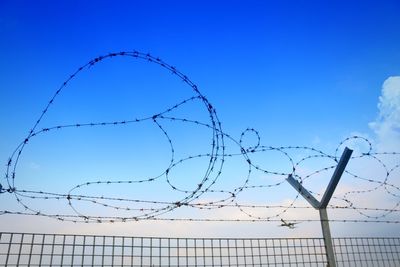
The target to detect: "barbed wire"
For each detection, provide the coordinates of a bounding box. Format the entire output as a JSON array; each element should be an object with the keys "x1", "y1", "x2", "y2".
[{"x1": 1, "y1": 51, "x2": 399, "y2": 225}]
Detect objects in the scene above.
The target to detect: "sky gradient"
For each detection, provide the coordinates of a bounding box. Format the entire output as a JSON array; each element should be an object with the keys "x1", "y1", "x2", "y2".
[{"x1": 0, "y1": 0, "x2": 400, "y2": 238}]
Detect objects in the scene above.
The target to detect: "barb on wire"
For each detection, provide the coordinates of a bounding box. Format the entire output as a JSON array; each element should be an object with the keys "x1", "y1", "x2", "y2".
[{"x1": 1, "y1": 51, "x2": 399, "y2": 225}]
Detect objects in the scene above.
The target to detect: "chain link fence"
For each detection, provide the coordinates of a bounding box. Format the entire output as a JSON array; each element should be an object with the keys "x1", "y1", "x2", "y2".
[{"x1": 1, "y1": 232, "x2": 399, "y2": 266}]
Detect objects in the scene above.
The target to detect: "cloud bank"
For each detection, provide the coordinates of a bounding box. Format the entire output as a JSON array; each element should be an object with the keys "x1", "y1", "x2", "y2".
[{"x1": 369, "y1": 76, "x2": 400, "y2": 151}]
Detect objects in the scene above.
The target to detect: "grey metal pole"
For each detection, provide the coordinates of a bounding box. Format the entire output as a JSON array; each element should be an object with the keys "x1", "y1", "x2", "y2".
[
  {"x1": 320, "y1": 209, "x2": 336, "y2": 267},
  {"x1": 285, "y1": 147, "x2": 353, "y2": 267},
  {"x1": 320, "y1": 148, "x2": 353, "y2": 209},
  {"x1": 320, "y1": 148, "x2": 353, "y2": 266}
]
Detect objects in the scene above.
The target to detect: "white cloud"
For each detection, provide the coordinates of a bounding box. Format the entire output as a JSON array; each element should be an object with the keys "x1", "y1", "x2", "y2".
[
  {"x1": 329, "y1": 76, "x2": 400, "y2": 236},
  {"x1": 369, "y1": 76, "x2": 400, "y2": 151}
]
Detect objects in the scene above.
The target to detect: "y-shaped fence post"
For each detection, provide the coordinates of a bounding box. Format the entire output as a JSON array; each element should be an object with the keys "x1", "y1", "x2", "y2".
[{"x1": 286, "y1": 147, "x2": 353, "y2": 267}]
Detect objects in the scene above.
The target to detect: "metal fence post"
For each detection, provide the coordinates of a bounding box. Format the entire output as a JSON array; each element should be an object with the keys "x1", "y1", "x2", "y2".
[
  {"x1": 286, "y1": 147, "x2": 353, "y2": 267},
  {"x1": 320, "y1": 209, "x2": 335, "y2": 267}
]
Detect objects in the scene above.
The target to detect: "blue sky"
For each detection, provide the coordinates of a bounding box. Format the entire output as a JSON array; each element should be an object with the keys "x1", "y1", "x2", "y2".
[{"x1": 0, "y1": 0, "x2": 399, "y2": 237}]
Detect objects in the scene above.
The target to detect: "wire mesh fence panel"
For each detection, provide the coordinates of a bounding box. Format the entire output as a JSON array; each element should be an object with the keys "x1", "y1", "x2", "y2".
[
  {"x1": 0, "y1": 232, "x2": 399, "y2": 266},
  {"x1": 333, "y1": 237, "x2": 400, "y2": 267}
]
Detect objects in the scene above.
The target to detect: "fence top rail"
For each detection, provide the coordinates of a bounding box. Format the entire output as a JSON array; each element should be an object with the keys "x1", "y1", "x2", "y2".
[{"x1": 1, "y1": 232, "x2": 400, "y2": 241}]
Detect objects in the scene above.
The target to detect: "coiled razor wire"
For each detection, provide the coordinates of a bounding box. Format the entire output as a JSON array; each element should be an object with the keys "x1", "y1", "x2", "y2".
[{"x1": 1, "y1": 51, "x2": 400, "y2": 225}]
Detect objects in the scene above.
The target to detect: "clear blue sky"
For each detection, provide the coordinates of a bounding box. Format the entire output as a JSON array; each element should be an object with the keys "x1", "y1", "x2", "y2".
[
  {"x1": 0, "y1": 0, "x2": 399, "y2": 237},
  {"x1": 1, "y1": 1, "x2": 399, "y2": 143}
]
